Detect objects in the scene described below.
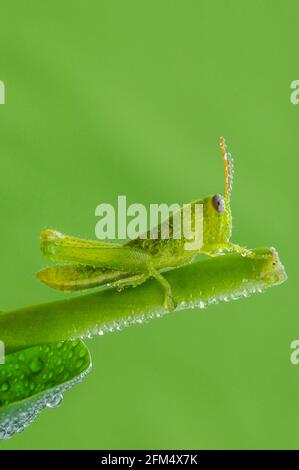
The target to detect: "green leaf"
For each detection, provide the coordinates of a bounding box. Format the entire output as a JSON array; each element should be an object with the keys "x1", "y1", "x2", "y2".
[{"x1": 0, "y1": 339, "x2": 91, "y2": 440}]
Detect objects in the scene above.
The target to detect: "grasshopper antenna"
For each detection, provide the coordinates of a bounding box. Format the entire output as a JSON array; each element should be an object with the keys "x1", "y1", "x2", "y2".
[{"x1": 220, "y1": 136, "x2": 234, "y2": 201}]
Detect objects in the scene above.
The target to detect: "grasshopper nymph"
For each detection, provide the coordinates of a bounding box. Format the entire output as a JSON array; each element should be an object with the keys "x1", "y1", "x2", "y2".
[{"x1": 37, "y1": 138, "x2": 257, "y2": 311}]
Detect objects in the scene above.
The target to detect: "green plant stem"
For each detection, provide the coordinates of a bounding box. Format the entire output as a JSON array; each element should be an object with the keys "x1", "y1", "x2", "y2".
[{"x1": 0, "y1": 247, "x2": 287, "y2": 354}]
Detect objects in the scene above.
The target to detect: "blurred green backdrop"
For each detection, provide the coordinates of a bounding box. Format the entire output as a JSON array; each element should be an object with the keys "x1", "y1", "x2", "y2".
[{"x1": 0, "y1": 0, "x2": 298, "y2": 450}]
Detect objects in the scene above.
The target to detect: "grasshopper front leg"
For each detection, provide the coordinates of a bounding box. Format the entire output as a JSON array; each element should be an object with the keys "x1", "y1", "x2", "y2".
[{"x1": 202, "y1": 242, "x2": 266, "y2": 259}]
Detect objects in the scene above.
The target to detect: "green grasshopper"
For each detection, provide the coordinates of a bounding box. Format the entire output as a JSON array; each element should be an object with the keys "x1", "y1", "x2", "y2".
[{"x1": 37, "y1": 138, "x2": 257, "y2": 311}]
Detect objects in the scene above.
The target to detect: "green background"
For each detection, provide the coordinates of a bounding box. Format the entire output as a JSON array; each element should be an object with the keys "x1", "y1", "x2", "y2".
[{"x1": 0, "y1": 0, "x2": 297, "y2": 450}]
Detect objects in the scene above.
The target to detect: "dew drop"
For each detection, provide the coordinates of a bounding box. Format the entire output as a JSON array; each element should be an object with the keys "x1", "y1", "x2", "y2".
[
  {"x1": 79, "y1": 349, "x2": 87, "y2": 359},
  {"x1": 46, "y1": 394, "x2": 63, "y2": 409},
  {"x1": 29, "y1": 357, "x2": 44, "y2": 374},
  {"x1": 76, "y1": 360, "x2": 84, "y2": 370},
  {"x1": 57, "y1": 365, "x2": 64, "y2": 375},
  {"x1": 0, "y1": 382, "x2": 9, "y2": 392}
]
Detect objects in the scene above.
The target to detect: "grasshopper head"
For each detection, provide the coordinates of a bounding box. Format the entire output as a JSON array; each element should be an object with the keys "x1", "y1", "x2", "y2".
[
  {"x1": 202, "y1": 138, "x2": 234, "y2": 246},
  {"x1": 202, "y1": 193, "x2": 232, "y2": 245}
]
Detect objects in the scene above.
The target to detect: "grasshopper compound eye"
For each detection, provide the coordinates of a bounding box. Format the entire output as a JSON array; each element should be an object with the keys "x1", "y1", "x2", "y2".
[{"x1": 212, "y1": 194, "x2": 225, "y2": 213}]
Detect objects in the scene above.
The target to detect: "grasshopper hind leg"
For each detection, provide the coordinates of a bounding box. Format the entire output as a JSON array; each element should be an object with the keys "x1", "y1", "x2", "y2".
[
  {"x1": 113, "y1": 273, "x2": 149, "y2": 291},
  {"x1": 113, "y1": 269, "x2": 176, "y2": 312},
  {"x1": 102, "y1": 266, "x2": 176, "y2": 312},
  {"x1": 37, "y1": 265, "x2": 176, "y2": 312},
  {"x1": 36, "y1": 265, "x2": 129, "y2": 291}
]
